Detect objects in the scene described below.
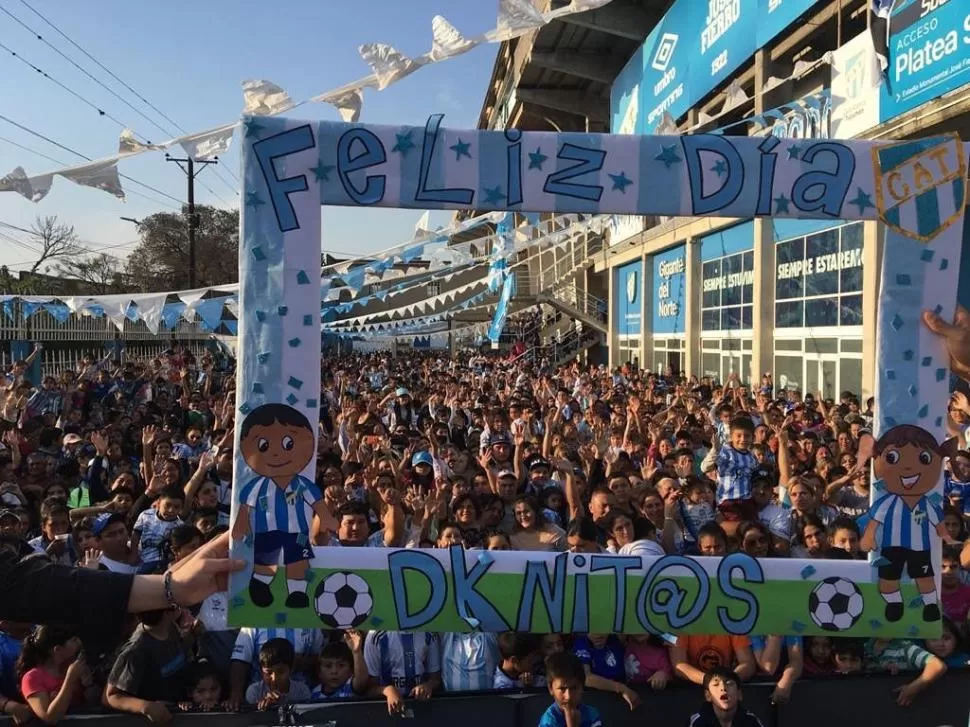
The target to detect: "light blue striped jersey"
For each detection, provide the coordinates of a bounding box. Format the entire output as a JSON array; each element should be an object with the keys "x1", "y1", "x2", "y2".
[
  {"x1": 440, "y1": 632, "x2": 498, "y2": 692},
  {"x1": 231, "y1": 627, "x2": 325, "y2": 682},
  {"x1": 869, "y1": 491, "x2": 943, "y2": 553},
  {"x1": 363, "y1": 631, "x2": 440, "y2": 696},
  {"x1": 238, "y1": 474, "x2": 322, "y2": 534},
  {"x1": 716, "y1": 444, "x2": 757, "y2": 503}
]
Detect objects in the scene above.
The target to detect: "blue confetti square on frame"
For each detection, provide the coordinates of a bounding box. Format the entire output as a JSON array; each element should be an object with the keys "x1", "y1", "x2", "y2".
[
  {"x1": 303, "y1": 314, "x2": 314, "y2": 326},
  {"x1": 288, "y1": 376, "x2": 304, "y2": 390},
  {"x1": 255, "y1": 310, "x2": 267, "y2": 322},
  {"x1": 278, "y1": 305, "x2": 289, "y2": 316},
  {"x1": 902, "y1": 350, "x2": 914, "y2": 361},
  {"x1": 275, "y1": 613, "x2": 288, "y2": 625},
  {"x1": 252, "y1": 382, "x2": 263, "y2": 394},
  {"x1": 257, "y1": 352, "x2": 270, "y2": 364},
  {"x1": 286, "y1": 393, "x2": 299, "y2": 405},
  {"x1": 306, "y1": 398, "x2": 318, "y2": 408},
  {"x1": 921, "y1": 356, "x2": 932, "y2": 366},
  {"x1": 296, "y1": 270, "x2": 311, "y2": 285},
  {"x1": 800, "y1": 565, "x2": 816, "y2": 580},
  {"x1": 251, "y1": 246, "x2": 266, "y2": 261},
  {"x1": 288, "y1": 337, "x2": 301, "y2": 348},
  {"x1": 921, "y1": 249, "x2": 935, "y2": 262}
]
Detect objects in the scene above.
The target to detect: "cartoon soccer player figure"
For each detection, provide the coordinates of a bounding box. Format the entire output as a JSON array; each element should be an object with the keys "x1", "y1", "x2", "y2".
[
  {"x1": 232, "y1": 403, "x2": 334, "y2": 609},
  {"x1": 860, "y1": 424, "x2": 958, "y2": 623}
]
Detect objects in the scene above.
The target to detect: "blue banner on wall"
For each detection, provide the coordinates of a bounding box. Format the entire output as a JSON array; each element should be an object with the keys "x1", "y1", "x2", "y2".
[
  {"x1": 613, "y1": 0, "x2": 820, "y2": 130},
  {"x1": 615, "y1": 260, "x2": 643, "y2": 337},
  {"x1": 880, "y1": 0, "x2": 970, "y2": 122},
  {"x1": 652, "y1": 245, "x2": 687, "y2": 335},
  {"x1": 694, "y1": 1, "x2": 757, "y2": 98}
]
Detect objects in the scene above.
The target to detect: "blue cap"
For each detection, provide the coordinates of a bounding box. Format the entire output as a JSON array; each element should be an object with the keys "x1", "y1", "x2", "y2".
[
  {"x1": 396, "y1": 387, "x2": 410, "y2": 397},
  {"x1": 92, "y1": 512, "x2": 124, "y2": 536},
  {"x1": 412, "y1": 451, "x2": 433, "y2": 467}
]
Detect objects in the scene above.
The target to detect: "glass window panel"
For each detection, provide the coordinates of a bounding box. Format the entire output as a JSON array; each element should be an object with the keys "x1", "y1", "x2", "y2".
[
  {"x1": 703, "y1": 339, "x2": 720, "y2": 350},
  {"x1": 840, "y1": 265, "x2": 863, "y2": 293},
  {"x1": 724, "y1": 253, "x2": 743, "y2": 275},
  {"x1": 724, "y1": 307, "x2": 742, "y2": 330},
  {"x1": 776, "y1": 300, "x2": 804, "y2": 328},
  {"x1": 743, "y1": 251, "x2": 754, "y2": 271},
  {"x1": 839, "y1": 225, "x2": 864, "y2": 293},
  {"x1": 742, "y1": 280, "x2": 753, "y2": 305},
  {"x1": 742, "y1": 354, "x2": 752, "y2": 384},
  {"x1": 702, "y1": 309, "x2": 720, "y2": 331},
  {"x1": 840, "y1": 357, "x2": 863, "y2": 398},
  {"x1": 774, "y1": 355, "x2": 803, "y2": 392},
  {"x1": 702, "y1": 353, "x2": 720, "y2": 380},
  {"x1": 840, "y1": 294, "x2": 863, "y2": 326},
  {"x1": 723, "y1": 338, "x2": 742, "y2": 351},
  {"x1": 841, "y1": 338, "x2": 863, "y2": 353},
  {"x1": 742, "y1": 305, "x2": 753, "y2": 330},
  {"x1": 806, "y1": 298, "x2": 838, "y2": 327},
  {"x1": 804, "y1": 230, "x2": 839, "y2": 296},
  {"x1": 702, "y1": 260, "x2": 722, "y2": 308},
  {"x1": 776, "y1": 238, "x2": 804, "y2": 301}
]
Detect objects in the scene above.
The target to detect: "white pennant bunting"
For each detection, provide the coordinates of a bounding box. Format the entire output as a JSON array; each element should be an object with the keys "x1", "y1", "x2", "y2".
[
  {"x1": 178, "y1": 123, "x2": 236, "y2": 161},
  {"x1": 358, "y1": 44, "x2": 421, "y2": 90},
  {"x1": 137, "y1": 294, "x2": 169, "y2": 335},
  {"x1": 0, "y1": 167, "x2": 45, "y2": 202},
  {"x1": 721, "y1": 80, "x2": 749, "y2": 113},
  {"x1": 242, "y1": 80, "x2": 295, "y2": 116},
  {"x1": 118, "y1": 130, "x2": 162, "y2": 154},
  {"x1": 431, "y1": 15, "x2": 478, "y2": 61},
  {"x1": 315, "y1": 88, "x2": 364, "y2": 123},
  {"x1": 488, "y1": 0, "x2": 547, "y2": 42},
  {"x1": 58, "y1": 160, "x2": 125, "y2": 200}
]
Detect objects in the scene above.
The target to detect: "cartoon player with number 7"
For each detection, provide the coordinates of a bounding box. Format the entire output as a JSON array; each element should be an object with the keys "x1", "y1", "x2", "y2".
[
  {"x1": 860, "y1": 424, "x2": 959, "y2": 623},
  {"x1": 232, "y1": 403, "x2": 336, "y2": 610}
]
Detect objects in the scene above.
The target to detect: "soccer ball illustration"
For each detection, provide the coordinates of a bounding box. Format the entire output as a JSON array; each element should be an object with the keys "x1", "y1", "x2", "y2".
[
  {"x1": 808, "y1": 577, "x2": 864, "y2": 632},
  {"x1": 314, "y1": 571, "x2": 373, "y2": 628}
]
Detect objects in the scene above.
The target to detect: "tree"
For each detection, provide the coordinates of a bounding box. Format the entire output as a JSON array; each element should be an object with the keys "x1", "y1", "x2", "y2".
[
  {"x1": 27, "y1": 216, "x2": 83, "y2": 274},
  {"x1": 124, "y1": 205, "x2": 239, "y2": 291},
  {"x1": 53, "y1": 253, "x2": 125, "y2": 294}
]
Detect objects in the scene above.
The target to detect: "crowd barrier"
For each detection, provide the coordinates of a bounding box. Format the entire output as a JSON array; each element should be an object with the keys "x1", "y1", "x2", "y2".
[{"x1": 4, "y1": 673, "x2": 964, "y2": 727}]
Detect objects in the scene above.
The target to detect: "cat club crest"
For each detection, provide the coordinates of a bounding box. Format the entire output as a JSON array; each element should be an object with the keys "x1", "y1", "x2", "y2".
[{"x1": 872, "y1": 134, "x2": 967, "y2": 243}]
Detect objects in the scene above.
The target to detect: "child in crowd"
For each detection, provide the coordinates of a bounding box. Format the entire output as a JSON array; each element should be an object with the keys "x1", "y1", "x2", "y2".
[
  {"x1": 924, "y1": 617, "x2": 970, "y2": 668},
  {"x1": 312, "y1": 631, "x2": 367, "y2": 700},
  {"x1": 572, "y1": 634, "x2": 640, "y2": 709},
  {"x1": 539, "y1": 652, "x2": 602, "y2": 727},
  {"x1": 941, "y1": 546, "x2": 970, "y2": 622},
  {"x1": 17, "y1": 627, "x2": 90, "y2": 723},
  {"x1": 864, "y1": 638, "x2": 947, "y2": 706},
  {"x1": 178, "y1": 660, "x2": 223, "y2": 712},
  {"x1": 131, "y1": 486, "x2": 184, "y2": 572},
  {"x1": 105, "y1": 607, "x2": 191, "y2": 723},
  {"x1": 623, "y1": 633, "x2": 670, "y2": 689},
  {"x1": 246, "y1": 638, "x2": 311, "y2": 709},
  {"x1": 832, "y1": 639, "x2": 864, "y2": 674},
  {"x1": 494, "y1": 632, "x2": 539, "y2": 689},
  {"x1": 687, "y1": 666, "x2": 764, "y2": 727},
  {"x1": 802, "y1": 636, "x2": 833, "y2": 675},
  {"x1": 716, "y1": 417, "x2": 758, "y2": 537},
  {"x1": 363, "y1": 631, "x2": 441, "y2": 716}
]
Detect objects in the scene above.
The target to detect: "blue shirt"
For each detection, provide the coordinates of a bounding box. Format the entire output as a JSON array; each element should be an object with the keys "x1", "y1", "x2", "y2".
[
  {"x1": 440, "y1": 632, "x2": 498, "y2": 693},
  {"x1": 572, "y1": 636, "x2": 624, "y2": 682},
  {"x1": 311, "y1": 679, "x2": 355, "y2": 700},
  {"x1": 868, "y1": 491, "x2": 943, "y2": 553},
  {"x1": 539, "y1": 703, "x2": 602, "y2": 727},
  {"x1": 716, "y1": 445, "x2": 757, "y2": 503},
  {"x1": 0, "y1": 633, "x2": 22, "y2": 698}
]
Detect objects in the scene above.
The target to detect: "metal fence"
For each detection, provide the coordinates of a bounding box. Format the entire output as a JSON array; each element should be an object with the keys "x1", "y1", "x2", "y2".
[{"x1": 0, "y1": 301, "x2": 212, "y2": 376}]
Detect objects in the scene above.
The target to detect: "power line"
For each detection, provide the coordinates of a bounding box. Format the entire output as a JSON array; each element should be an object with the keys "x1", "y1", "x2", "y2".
[
  {"x1": 11, "y1": 0, "x2": 241, "y2": 199},
  {"x1": 0, "y1": 113, "x2": 185, "y2": 207},
  {"x1": 0, "y1": 40, "x2": 234, "y2": 205},
  {"x1": 16, "y1": 0, "x2": 186, "y2": 136},
  {"x1": 0, "y1": 3, "x2": 175, "y2": 142}
]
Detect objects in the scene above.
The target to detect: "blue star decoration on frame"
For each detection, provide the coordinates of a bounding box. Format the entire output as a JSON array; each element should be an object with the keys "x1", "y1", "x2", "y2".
[
  {"x1": 528, "y1": 147, "x2": 548, "y2": 170},
  {"x1": 787, "y1": 144, "x2": 802, "y2": 160},
  {"x1": 655, "y1": 144, "x2": 682, "y2": 169},
  {"x1": 309, "y1": 161, "x2": 334, "y2": 182},
  {"x1": 774, "y1": 195, "x2": 791, "y2": 214},
  {"x1": 483, "y1": 185, "x2": 506, "y2": 205},
  {"x1": 711, "y1": 159, "x2": 728, "y2": 177},
  {"x1": 393, "y1": 130, "x2": 416, "y2": 157},
  {"x1": 848, "y1": 187, "x2": 874, "y2": 214},
  {"x1": 609, "y1": 172, "x2": 633, "y2": 193},
  {"x1": 246, "y1": 191, "x2": 266, "y2": 208},
  {"x1": 449, "y1": 138, "x2": 472, "y2": 161},
  {"x1": 244, "y1": 118, "x2": 265, "y2": 138}
]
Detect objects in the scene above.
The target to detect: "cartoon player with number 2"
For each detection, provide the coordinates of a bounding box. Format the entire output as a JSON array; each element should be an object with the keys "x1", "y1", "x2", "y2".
[
  {"x1": 232, "y1": 403, "x2": 335, "y2": 610},
  {"x1": 861, "y1": 424, "x2": 959, "y2": 623}
]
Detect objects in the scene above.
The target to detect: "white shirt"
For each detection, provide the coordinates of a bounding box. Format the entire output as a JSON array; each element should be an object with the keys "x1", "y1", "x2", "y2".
[{"x1": 99, "y1": 554, "x2": 138, "y2": 574}]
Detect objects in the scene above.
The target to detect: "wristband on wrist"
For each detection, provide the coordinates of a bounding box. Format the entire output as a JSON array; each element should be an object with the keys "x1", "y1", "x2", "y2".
[{"x1": 162, "y1": 569, "x2": 178, "y2": 608}]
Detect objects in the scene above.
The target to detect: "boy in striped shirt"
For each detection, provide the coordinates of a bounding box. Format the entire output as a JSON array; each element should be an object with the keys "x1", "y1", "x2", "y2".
[
  {"x1": 232, "y1": 404, "x2": 336, "y2": 610},
  {"x1": 715, "y1": 417, "x2": 758, "y2": 537},
  {"x1": 861, "y1": 424, "x2": 958, "y2": 623}
]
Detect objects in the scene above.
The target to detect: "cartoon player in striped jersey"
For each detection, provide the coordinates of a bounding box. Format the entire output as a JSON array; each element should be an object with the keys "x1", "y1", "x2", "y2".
[
  {"x1": 861, "y1": 424, "x2": 959, "y2": 623},
  {"x1": 232, "y1": 404, "x2": 334, "y2": 610}
]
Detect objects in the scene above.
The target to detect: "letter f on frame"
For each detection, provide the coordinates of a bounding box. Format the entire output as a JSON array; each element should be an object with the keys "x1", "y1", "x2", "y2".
[{"x1": 252, "y1": 124, "x2": 316, "y2": 232}]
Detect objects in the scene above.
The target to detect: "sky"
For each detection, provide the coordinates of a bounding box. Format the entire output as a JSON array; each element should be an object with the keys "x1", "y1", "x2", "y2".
[{"x1": 0, "y1": 0, "x2": 500, "y2": 275}]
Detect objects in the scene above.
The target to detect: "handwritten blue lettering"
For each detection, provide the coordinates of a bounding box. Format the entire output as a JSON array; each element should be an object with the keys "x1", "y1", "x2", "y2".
[
  {"x1": 337, "y1": 128, "x2": 387, "y2": 205},
  {"x1": 516, "y1": 554, "x2": 567, "y2": 632},
  {"x1": 790, "y1": 142, "x2": 855, "y2": 217},
  {"x1": 590, "y1": 555, "x2": 640, "y2": 634},
  {"x1": 683, "y1": 135, "x2": 744, "y2": 215},
  {"x1": 252, "y1": 125, "x2": 315, "y2": 232},
  {"x1": 415, "y1": 114, "x2": 474, "y2": 205},
  {"x1": 543, "y1": 143, "x2": 606, "y2": 202},
  {"x1": 635, "y1": 555, "x2": 710, "y2": 634},
  {"x1": 756, "y1": 137, "x2": 780, "y2": 216},
  {"x1": 388, "y1": 550, "x2": 447, "y2": 630},
  {"x1": 716, "y1": 553, "x2": 764, "y2": 635},
  {"x1": 506, "y1": 129, "x2": 523, "y2": 207},
  {"x1": 450, "y1": 544, "x2": 511, "y2": 631}
]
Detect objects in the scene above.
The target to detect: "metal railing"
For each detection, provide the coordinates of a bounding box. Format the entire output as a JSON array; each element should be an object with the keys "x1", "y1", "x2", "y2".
[{"x1": 515, "y1": 230, "x2": 605, "y2": 298}]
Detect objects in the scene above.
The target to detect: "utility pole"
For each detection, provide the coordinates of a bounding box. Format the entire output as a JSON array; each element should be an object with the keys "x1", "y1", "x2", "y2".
[{"x1": 165, "y1": 154, "x2": 218, "y2": 289}]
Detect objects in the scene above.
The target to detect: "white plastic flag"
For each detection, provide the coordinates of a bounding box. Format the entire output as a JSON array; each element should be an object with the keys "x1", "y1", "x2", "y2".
[
  {"x1": 431, "y1": 15, "x2": 478, "y2": 61},
  {"x1": 242, "y1": 80, "x2": 295, "y2": 116},
  {"x1": 359, "y1": 44, "x2": 421, "y2": 90}
]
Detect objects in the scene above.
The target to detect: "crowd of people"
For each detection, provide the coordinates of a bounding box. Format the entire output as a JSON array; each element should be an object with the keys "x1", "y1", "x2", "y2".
[{"x1": 0, "y1": 309, "x2": 967, "y2": 725}]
